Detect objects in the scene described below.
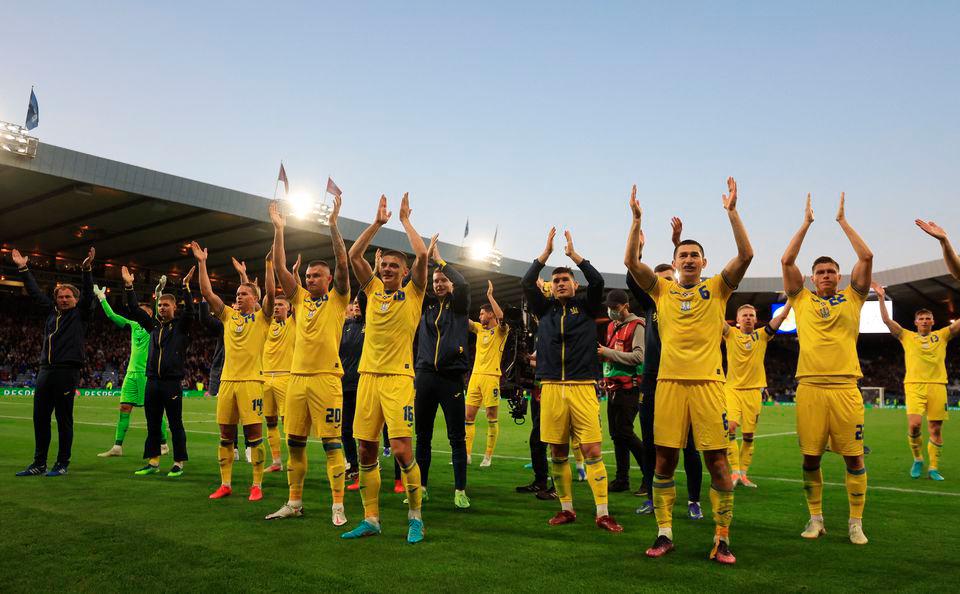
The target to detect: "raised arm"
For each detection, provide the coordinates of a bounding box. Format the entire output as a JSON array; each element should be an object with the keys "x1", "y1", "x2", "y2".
[
  {"x1": 11, "y1": 249, "x2": 53, "y2": 309},
  {"x1": 916, "y1": 220, "x2": 960, "y2": 281},
  {"x1": 328, "y1": 195, "x2": 350, "y2": 295},
  {"x1": 268, "y1": 200, "x2": 298, "y2": 298},
  {"x1": 521, "y1": 228, "x2": 554, "y2": 316},
  {"x1": 670, "y1": 217, "x2": 683, "y2": 248},
  {"x1": 623, "y1": 185, "x2": 657, "y2": 292},
  {"x1": 781, "y1": 194, "x2": 814, "y2": 296},
  {"x1": 78, "y1": 247, "x2": 96, "y2": 318},
  {"x1": 768, "y1": 302, "x2": 792, "y2": 333},
  {"x1": 231, "y1": 257, "x2": 249, "y2": 284},
  {"x1": 95, "y1": 285, "x2": 131, "y2": 329},
  {"x1": 177, "y1": 274, "x2": 195, "y2": 326},
  {"x1": 348, "y1": 195, "x2": 389, "y2": 287},
  {"x1": 720, "y1": 177, "x2": 754, "y2": 287},
  {"x1": 121, "y1": 266, "x2": 154, "y2": 328},
  {"x1": 263, "y1": 249, "x2": 276, "y2": 317},
  {"x1": 871, "y1": 282, "x2": 902, "y2": 338},
  {"x1": 486, "y1": 280, "x2": 504, "y2": 321},
  {"x1": 291, "y1": 254, "x2": 302, "y2": 288},
  {"x1": 398, "y1": 193, "x2": 429, "y2": 290},
  {"x1": 191, "y1": 241, "x2": 225, "y2": 317},
  {"x1": 836, "y1": 193, "x2": 873, "y2": 293},
  {"x1": 432, "y1": 238, "x2": 470, "y2": 313},
  {"x1": 567, "y1": 231, "x2": 604, "y2": 313}
]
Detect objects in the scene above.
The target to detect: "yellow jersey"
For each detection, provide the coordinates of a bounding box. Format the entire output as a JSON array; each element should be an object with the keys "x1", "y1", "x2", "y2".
[
  {"x1": 262, "y1": 316, "x2": 296, "y2": 372},
  {"x1": 359, "y1": 276, "x2": 425, "y2": 377},
  {"x1": 647, "y1": 274, "x2": 734, "y2": 382},
  {"x1": 289, "y1": 284, "x2": 349, "y2": 376},
  {"x1": 217, "y1": 305, "x2": 271, "y2": 382},
  {"x1": 900, "y1": 327, "x2": 952, "y2": 384},
  {"x1": 724, "y1": 326, "x2": 774, "y2": 389},
  {"x1": 788, "y1": 286, "x2": 866, "y2": 385},
  {"x1": 469, "y1": 321, "x2": 509, "y2": 377}
]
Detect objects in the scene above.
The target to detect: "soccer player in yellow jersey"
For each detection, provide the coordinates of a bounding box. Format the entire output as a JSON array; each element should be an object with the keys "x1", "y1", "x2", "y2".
[
  {"x1": 465, "y1": 280, "x2": 509, "y2": 468},
  {"x1": 192, "y1": 241, "x2": 275, "y2": 502},
  {"x1": 625, "y1": 179, "x2": 753, "y2": 564},
  {"x1": 874, "y1": 283, "x2": 959, "y2": 481},
  {"x1": 264, "y1": 196, "x2": 351, "y2": 525},
  {"x1": 262, "y1": 293, "x2": 296, "y2": 473},
  {"x1": 342, "y1": 193, "x2": 429, "y2": 544},
  {"x1": 781, "y1": 193, "x2": 873, "y2": 545},
  {"x1": 722, "y1": 302, "x2": 791, "y2": 487}
]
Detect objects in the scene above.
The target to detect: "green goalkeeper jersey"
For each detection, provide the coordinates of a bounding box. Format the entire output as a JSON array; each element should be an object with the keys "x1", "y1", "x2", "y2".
[{"x1": 101, "y1": 299, "x2": 150, "y2": 375}]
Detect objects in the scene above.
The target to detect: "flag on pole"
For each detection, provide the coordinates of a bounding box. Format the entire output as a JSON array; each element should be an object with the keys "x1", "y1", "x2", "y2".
[
  {"x1": 277, "y1": 163, "x2": 289, "y2": 195},
  {"x1": 326, "y1": 177, "x2": 342, "y2": 198},
  {"x1": 492, "y1": 225, "x2": 499, "y2": 248},
  {"x1": 463, "y1": 218, "x2": 470, "y2": 240},
  {"x1": 25, "y1": 88, "x2": 39, "y2": 131}
]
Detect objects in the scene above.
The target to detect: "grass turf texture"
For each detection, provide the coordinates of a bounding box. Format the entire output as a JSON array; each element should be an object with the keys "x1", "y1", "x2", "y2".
[{"x1": 0, "y1": 395, "x2": 956, "y2": 593}]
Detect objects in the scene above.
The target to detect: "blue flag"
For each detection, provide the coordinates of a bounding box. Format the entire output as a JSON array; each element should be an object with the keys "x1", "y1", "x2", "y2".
[
  {"x1": 25, "y1": 89, "x2": 39, "y2": 131},
  {"x1": 463, "y1": 218, "x2": 470, "y2": 239}
]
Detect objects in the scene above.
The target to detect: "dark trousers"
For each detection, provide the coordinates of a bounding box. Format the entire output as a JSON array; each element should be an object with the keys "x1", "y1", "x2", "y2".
[
  {"x1": 342, "y1": 387, "x2": 358, "y2": 469},
  {"x1": 529, "y1": 395, "x2": 549, "y2": 484},
  {"x1": 414, "y1": 370, "x2": 467, "y2": 490},
  {"x1": 143, "y1": 378, "x2": 188, "y2": 461},
  {"x1": 33, "y1": 367, "x2": 80, "y2": 466},
  {"x1": 640, "y1": 379, "x2": 703, "y2": 502},
  {"x1": 607, "y1": 387, "x2": 644, "y2": 482}
]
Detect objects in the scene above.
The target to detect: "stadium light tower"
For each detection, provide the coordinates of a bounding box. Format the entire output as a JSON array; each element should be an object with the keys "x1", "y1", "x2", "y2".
[
  {"x1": 468, "y1": 242, "x2": 503, "y2": 269},
  {"x1": 0, "y1": 120, "x2": 38, "y2": 158},
  {"x1": 283, "y1": 191, "x2": 335, "y2": 226}
]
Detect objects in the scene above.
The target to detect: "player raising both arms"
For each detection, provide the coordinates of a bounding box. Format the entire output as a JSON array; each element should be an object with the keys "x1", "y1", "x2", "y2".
[
  {"x1": 874, "y1": 283, "x2": 959, "y2": 480},
  {"x1": 265, "y1": 196, "x2": 351, "y2": 525},
  {"x1": 194, "y1": 242, "x2": 275, "y2": 502},
  {"x1": 723, "y1": 302, "x2": 791, "y2": 487},
  {"x1": 781, "y1": 193, "x2": 872, "y2": 545},
  {"x1": 465, "y1": 281, "x2": 509, "y2": 469},
  {"x1": 342, "y1": 193, "x2": 428, "y2": 544},
  {"x1": 626, "y1": 179, "x2": 753, "y2": 564}
]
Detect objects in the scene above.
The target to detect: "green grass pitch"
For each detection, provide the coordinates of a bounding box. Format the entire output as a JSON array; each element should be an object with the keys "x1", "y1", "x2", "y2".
[{"x1": 0, "y1": 395, "x2": 956, "y2": 593}]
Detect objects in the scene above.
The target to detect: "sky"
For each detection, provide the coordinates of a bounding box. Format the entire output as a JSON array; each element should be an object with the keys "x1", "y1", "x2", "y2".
[{"x1": 4, "y1": 2, "x2": 959, "y2": 277}]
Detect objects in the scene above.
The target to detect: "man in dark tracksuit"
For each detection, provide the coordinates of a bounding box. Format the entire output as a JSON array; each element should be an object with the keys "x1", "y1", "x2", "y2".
[
  {"x1": 124, "y1": 268, "x2": 193, "y2": 475},
  {"x1": 199, "y1": 301, "x2": 225, "y2": 397},
  {"x1": 414, "y1": 247, "x2": 470, "y2": 508},
  {"x1": 627, "y1": 266, "x2": 704, "y2": 518},
  {"x1": 13, "y1": 247, "x2": 95, "y2": 477},
  {"x1": 340, "y1": 295, "x2": 365, "y2": 481}
]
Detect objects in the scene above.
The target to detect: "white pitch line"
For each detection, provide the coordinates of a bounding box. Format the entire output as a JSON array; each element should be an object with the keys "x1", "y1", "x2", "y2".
[{"x1": 0, "y1": 400, "x2": 218, "y2": 417}]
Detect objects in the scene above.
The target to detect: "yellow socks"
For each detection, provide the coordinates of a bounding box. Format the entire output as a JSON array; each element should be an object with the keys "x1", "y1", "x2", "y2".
[
  {"x1": 710, "y1": 486, "x2": 734, "y2": 541},
  {"x1": 739, "y1": 437, "x2": 755, "y2": 475},
  {"x1": 465, "y1": 421, "x2": 476, "y2": 456},
  {"x1": 287, "y1": 438, "x2": 307, "y2": 504},
  {"x1": 845, "y1": 466, "x2": 867, "y2": 519},
  {"x1": 400, "y1": 459, "x2": 423, "y2": 518},
  {"x1": 148, "y1": 456, "x2": 160, "y2": 467},
  {"x1": 584, "y1": 456, "x2": 608, "y2": 507},
  {"x1": 928, "y1": 440, "x2": 943, "y2": 470},
  {"x1": 572, "y1": 443, "x2": 584, "y2": 465},
  {"x1": 267, "y1": 423, "x2": 282, "y2": 462},
  {"x1": 909, "y1": 431, "x2": 923, "y2": 460},
  {"x1": 324, "y1": 440, "x2": 346, "y2": 504},
  {"x1": 727, "y1": 433, "x2": 740, "y2": 474},
  {"x1": 485, "y1": 420, "x2": 499, "y2": 457},
  {"x1": 551, "y1": 456, "x2": 573, "y2": 510},
  {"x1": 802, "y1": 466, "x2": 823, "y2": 516},
  {"x1": 218, "y1": 439, "x2": 234, "y2": 486},
  {"x1": 249, "y1": 438, "x2": 265, "y2": 487},
  {"x1": 653, "y1": 473, "x2": 676, "y2": 530},
  {"x1": 359, "y1": 461, "x2": 381, "y2": 519}
]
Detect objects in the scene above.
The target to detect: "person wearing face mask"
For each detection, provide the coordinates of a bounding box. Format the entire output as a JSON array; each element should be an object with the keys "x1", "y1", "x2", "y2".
[
  {"x1": 12, "y1": 247, "x2": 95, "y2": 477},
  {"x1": 597, "y1": 289, "x2": 644, "y2": 493}
]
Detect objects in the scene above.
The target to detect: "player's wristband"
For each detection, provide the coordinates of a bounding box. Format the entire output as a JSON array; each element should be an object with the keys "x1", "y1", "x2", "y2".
[
  {"x1": 18, "y1": 266, "x2": 28, "y2": 273},
  {"x1": 435, "y1": 257, "x2": 447, "y2": 268}
]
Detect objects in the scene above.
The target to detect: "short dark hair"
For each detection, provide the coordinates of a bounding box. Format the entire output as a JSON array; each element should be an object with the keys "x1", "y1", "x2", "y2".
[
  {"x1": 915, "y1": 309, "x2": 934, "y2": 318},
  {"x1": 480, "y1": 303, "x2": 493, "y2": 313},
  {"x1": 158, "y1": 293, "x2": 177, "y2": 304},
  {"x1": 673, "y1": 239, "x2": 705, "y2": 258},
  {"x1": 811, "y1": 256, "x2": 840, "y2": 273},
  {"x1": 551, "y1": 266, "x2": 574, "y2": 278},
  {"x1": 381, "y1": 250, "x2": 408, "y2": 267},
  {"x1": 653, "y1": 263, "x2": 675, "y2": 273},
  {"x1": 306, "y1": 260, "x2": 331, "y2": 272},
  {"x1": 55, "y1": 284, "x2": 79, "y2": 299}
]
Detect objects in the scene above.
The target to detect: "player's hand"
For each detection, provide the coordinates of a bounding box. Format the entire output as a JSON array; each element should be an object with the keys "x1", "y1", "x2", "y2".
[
  {"x1": 629, "y1": 184, "x2": 642, "y2": 220},
  {"x1": 541, "y1": 227, "x2": 556, "y2": 259},
  {"x1": 835, "y1": 192, "x2": 846, "y2": 223},
  {"x1": 268, "y1": 200, "x2": 285, "y2": 228},
  {"x1": 231, "y1": 257, "x2": 246, "y2": 276},
  {"x1": 92, "y1": 284, "x2": 106, "y2": 301},
  {"x1": 10, "y1": 248, "x2": 28, "y2": 268},
  {"x1": 670, "y1": 217, "x2": 683, "y2": 247},
  {"x1": 190, "y1": 241, "x2": 208, "y2": 262},
  {"x1": 804, "y1": 193, "x2": 814, "y2": 224},
  {"x1": 722, "y1": 177, "x2": 738, "y2": 211},
  {"x1": 535, "y1": 277, "x2": 545, "y2": 290},
  {"x1": 486, "y1": 279, "x2": 495, "y2": 298},
  {"x1": 596, "y1": 344, "x2": 605, "y2": 359},
  {"x1": 398, "y1": 192, "x2": 411, "y2": 222},
  {"x1": 329, "y1": 194, "x2": 341, "y2": 227},
  {"x1": 375, "y1": 195, "x2": 392, "y2": 225},
  {"x1": 82, "y1": 247, "x2": 96, "y2": 270},
  {"x1": 121, "y1": 266, "x2": 134, "y2": 287},
  {"x1": 427, "y1": 234, "x2": 440, "y2": 262},
  {"x1": 564, "y1": 230, "x2": 577, "y2": 258},
  {"x1": 870, "y1": 281, "x2": 885, "y2": 298},
  {"x1": 292, "y1": 253, "x2": 302, "y2": 275},
  {"x1": 183, "y1": 265, "x2": 196, "y2": 287},
  {"x1": 915, "y1": 219, "x2": 948, "y2": 241},
  {"x1": 374, "y1": 248, "x2": 383, "y2": 273}
]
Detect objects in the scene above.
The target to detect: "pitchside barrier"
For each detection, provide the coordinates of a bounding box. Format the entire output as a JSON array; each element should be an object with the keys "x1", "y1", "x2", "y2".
[{"x1": 1, "y1": 387, "x2": 207, "y2": 398}]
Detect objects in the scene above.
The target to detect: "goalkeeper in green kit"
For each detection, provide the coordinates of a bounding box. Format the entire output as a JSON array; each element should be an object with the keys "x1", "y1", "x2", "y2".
[{"x1": 94, "y1": 278, "x2": 172, "y2": 458}]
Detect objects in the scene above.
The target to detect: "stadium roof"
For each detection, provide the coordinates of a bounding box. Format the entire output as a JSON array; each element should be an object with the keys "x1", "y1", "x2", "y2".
[{"x1": 2, "y1": 142, "x2": 958, "y2": 320}]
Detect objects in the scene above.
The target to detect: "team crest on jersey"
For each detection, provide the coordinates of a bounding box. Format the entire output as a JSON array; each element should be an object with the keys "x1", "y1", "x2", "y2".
[
  {"x1": 817, "y1": 303, "x2": 830, "y2": 319},
  {"x1": 570, "y1": 307, "x2": 579, "y2": 315},
  {"x1": 379, "y1": 302, "x2": 390, "y2": 312},
  {"x1": 743, "y1": 339, "x2": 753, "y2": 351},
  {"x1": 680, "y1": 301, "x2": 692, "y2": 312}
]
